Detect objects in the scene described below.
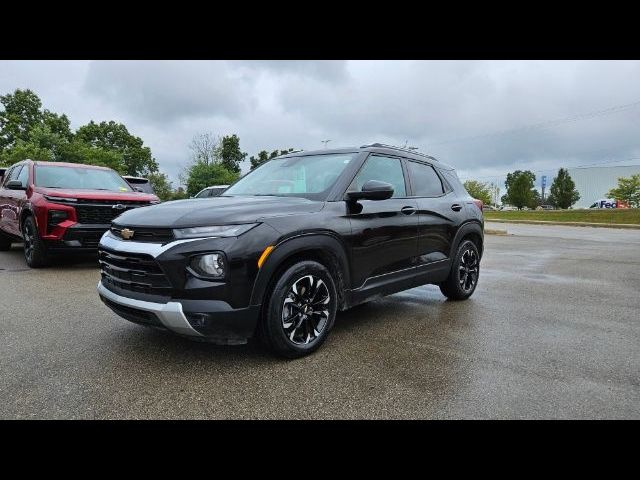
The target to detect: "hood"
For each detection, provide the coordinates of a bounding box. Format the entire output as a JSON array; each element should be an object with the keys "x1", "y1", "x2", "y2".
[
  {"x1": 113, "y1": 195, "x2": 324, "y2": 228},
  {"x1": 35, "y1": 187, "x2": 158, "y2": 203}
]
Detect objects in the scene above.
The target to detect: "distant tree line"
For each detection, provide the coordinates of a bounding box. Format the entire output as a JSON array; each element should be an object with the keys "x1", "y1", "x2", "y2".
[
  {"x1": 0, "y1": 88, "x2": 299, "y2": 202},
  {"x1": 463, "y1": 168, "x2": 582, "y2": 210}
]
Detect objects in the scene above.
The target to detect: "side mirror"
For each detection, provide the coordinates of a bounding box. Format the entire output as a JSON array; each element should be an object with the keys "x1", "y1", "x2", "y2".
[
  {"x1": 346, "y1": 180, "x2": 394, "y2": 201},
  {"x1": 6, "y1": 180, "x2": 26, "y2": 191}
]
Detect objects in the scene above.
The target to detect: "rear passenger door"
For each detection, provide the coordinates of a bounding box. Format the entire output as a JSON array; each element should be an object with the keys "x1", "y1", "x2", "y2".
[{"x1": 405, "y1": 160, "x2": 464, "y2": 283}]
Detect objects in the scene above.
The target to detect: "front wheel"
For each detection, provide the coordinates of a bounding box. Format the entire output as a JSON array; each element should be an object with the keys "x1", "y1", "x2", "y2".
[
  {"x1": 259, "y1": 260, "x2": 338, "y2": 358},
  {"x1": 22, "y1": 216, "x2": 49, "y2": 268},
  {"x1": 439, "y1": 239, "x2": 480, "y2": 300}
]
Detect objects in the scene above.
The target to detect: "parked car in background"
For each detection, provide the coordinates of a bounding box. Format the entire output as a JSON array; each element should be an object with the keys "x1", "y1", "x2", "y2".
[
  {"x1": 0, "y1": 160, "x2": 159, "y2": 267},
  {"x1": 536, "y1": 204, "x2": 555, "y2": 210},
  {"x1": 194, "y1": 185, "x2": 229, "y2": 198},
  {"x1": 97, "y1": 144, "x2": 484, "y2": 357},
  {"x1": 122, "y1": 176, "x2": 155, "y2": 195},
  {"x1": 500, "y1": 205, "x2": 518, "y2": 211},
  {"x1": 482, "y1": 205, "x2": 497, "y2": 211}
]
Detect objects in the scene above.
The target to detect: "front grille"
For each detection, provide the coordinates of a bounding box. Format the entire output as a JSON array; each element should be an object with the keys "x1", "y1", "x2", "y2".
[
  {"x1": 99, "y1": 247, "x2": 172, "y2": 296},
  {"x1": 74, "y1": 201, "x2": 150, "y2": 225},
  {"x1": 62, "y1": 228, "x2": 107, "y2": 248},
  {"x1": 82, "y1": 236, "x2": 102, "y2": 248},
  {"x1": 101, "y1": 297, "x2": 163, "y2": 327},
  {"x1": 110, "y1": 225, "x2": 174, "y2": 243}
]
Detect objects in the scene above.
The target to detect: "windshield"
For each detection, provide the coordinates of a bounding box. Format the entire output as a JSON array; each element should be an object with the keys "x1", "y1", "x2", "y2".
[
  {"x1": 35, "y1": 165, "x2": 133, "y2": 192},
  {"x1": 225, "y1": 153, "x2": 357, "y2": 200}
]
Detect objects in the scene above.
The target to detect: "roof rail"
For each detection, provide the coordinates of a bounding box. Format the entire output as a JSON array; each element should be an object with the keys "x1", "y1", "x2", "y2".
[{"x1": 360, "y1": 143, "x2": 437, "y2": 161}]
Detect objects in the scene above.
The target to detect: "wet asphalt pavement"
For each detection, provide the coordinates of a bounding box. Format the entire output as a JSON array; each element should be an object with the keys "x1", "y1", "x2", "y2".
[{"x1": 1, "y1": 223, "x2": 639, "y2": 419}]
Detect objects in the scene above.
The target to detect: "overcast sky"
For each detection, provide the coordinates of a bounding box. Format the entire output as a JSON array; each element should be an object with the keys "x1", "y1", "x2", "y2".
[{"x1": 1, "y1": 60, "x2": 639, "y2": 190}]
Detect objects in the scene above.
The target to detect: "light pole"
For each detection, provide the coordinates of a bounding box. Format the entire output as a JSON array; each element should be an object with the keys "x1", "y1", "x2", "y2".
[{"x1": 321, "y1": 140, "x2": 331, "y2": 149}]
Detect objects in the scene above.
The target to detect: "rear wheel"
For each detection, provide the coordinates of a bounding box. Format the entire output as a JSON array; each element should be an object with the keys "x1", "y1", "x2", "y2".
[
  {"x1": 259, "y1": 260, "x2": 337, "y2": 358},
  {"x1": 439, "y1": 239, "x2": 480, "y2": 300},
  {"x1": 22, "y1": 216, "x2": 49, "y2": 268}
]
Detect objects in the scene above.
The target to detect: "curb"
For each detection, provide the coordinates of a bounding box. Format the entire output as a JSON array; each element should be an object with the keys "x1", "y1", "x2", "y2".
[
  {"x1": 484, "y1": 228, "x2": 508, "y2": 235},
  {"x1": 485, "y1": 219, "x2": 640, "y2": 230}
]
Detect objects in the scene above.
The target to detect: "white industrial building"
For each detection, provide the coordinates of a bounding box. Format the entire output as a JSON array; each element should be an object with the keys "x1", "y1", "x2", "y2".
[{"x1": 567, "y1": 165, "x2": 640, "y2": 208}]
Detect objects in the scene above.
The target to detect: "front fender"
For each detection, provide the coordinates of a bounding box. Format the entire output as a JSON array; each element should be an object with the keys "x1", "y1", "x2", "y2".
[{"x1": 249, "y1": 232, "x2": 351, "y2": 307}]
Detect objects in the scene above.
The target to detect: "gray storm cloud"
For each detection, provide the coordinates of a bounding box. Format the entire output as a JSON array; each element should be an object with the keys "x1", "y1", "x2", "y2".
[{"x1": 1, "y1": 60, "x2": 639, "y2": 185}]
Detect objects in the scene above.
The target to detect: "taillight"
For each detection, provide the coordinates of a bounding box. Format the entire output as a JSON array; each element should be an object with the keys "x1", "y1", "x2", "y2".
[{"x1": 473, "y1": 199, "x2": 483, "y2": 211}]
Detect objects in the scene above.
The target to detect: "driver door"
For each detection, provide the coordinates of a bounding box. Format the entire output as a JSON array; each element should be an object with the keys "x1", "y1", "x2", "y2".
[{"x1": 345, "y1": 154, "x2": 419, "y2": 298}]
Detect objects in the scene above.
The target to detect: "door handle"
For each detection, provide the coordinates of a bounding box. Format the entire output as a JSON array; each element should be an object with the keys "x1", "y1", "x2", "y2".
[
  {"x1": 401, "y1": 206, "x2": 416, "y2": 215},
  {"x1": 451, "y1": 204, "x2": 462, "y2": 212}
]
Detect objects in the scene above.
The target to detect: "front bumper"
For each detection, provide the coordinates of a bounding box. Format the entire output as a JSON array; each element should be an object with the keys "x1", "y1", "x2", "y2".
[
  {"x1": 97, "y1": 227, "x2": 265, "y2": 343},
  {"x1": 45, "y1": 224, "x2": 110, "y2": 250},
  {"x1": 98, "y1": 280, "x2": 260, "y2": 344},
  {"x1": 98, "y1": 281, "x2": 203, "y2": 337}
]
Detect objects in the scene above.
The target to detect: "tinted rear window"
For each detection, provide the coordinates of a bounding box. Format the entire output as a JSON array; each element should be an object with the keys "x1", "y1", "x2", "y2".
[{"x1": 407, "y1": 161, "x2": 444, "y2": 197}]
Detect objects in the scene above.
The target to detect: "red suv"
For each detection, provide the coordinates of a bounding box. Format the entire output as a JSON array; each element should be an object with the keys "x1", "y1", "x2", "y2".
[{"x1": 0, "y1": 160, "x2": 159, "y2": 267}]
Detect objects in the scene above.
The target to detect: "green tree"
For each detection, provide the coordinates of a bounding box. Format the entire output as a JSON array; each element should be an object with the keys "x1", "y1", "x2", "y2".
[
  {"x1": 547, "y1": 168, "x2": 580, "y2": 209},
  {"x1": 75, "y1": 120, "x2": 158, "y2": 176},
  {"x1": 57, "y1": 140, "x2": 126, "y2": 172},
  {"x1": 504, "y1": 170, "x2": 536, "y2": 209},
  {"x1": 0, "y1": 89, "x2": 43, "y2": 151},
  {"x1": 184, "y1": 161, "x2": 239, "y2": 197},
  {"x1": 249, "y1": 148, "x2": 295, "y2": 170},
  {"x1": 0, "y1": 89, "x2": 72, "y2": 156},
  {"x1": 463, "y1": 180, "x2": 492, "y2": 205},
  {"x1": 528, "y1": 188, "x2": 542, "y2": 209},
  {"x1": 169, "y1": 187, "x2": 189, "y2": 201},
  {"x1": 219, "y1": 134, "x2": 247, "y2": 174},
  {"x1": 146, "y1": 171, "x2": 173, "y2": 201},
  {"x1": 607, "y1": 174, "x2": 640, "y2": 208}
]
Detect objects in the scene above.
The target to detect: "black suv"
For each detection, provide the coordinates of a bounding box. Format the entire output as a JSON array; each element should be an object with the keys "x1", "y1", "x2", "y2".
[{"x1": 97, "y1": 144, "x2": 483, "y2": 357}]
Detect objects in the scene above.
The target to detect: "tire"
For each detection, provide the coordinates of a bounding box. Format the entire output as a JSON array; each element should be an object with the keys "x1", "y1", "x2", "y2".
[
  {"x1": 22, "y1": 216, "x2": 49, "y2": 268},
  {"x1": 259, "y1": 260, "x2": 338, "y2": 358},
  {"x1": 439, "y1": 239, "x2": 480, "y2": 301},
  {"x1": 0, "y1": 232, "x2": 12, "y2": 251}
]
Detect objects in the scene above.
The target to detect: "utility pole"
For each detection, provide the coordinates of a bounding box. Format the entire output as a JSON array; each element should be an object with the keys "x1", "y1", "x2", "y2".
[{"x1": 321, "y1": 140, "x2": 331, "y2": 149}]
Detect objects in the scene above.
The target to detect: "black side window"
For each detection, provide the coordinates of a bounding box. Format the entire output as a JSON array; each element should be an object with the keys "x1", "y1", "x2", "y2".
[
  {"x1": 17, "y1": 164, "x2": 29, "y2": 187},
  {"x1": 348, "y1": 155, "x2": 407, "y2": 198},
  {"x1": 4, "y1": 165, "x2": 22, "y2": 186},
  {"x1": 407, "y1": 161, "x2": 444, "y2": 197}
]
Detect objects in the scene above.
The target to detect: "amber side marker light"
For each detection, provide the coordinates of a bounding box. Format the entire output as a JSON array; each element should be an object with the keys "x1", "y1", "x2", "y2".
[{"x1": 258, "y1": 245, "x2": 275, "y2": 268}]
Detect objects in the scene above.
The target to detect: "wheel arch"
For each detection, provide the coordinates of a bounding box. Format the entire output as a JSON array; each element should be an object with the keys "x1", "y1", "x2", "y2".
[
  {"x1": 250, "y1": 233, "x2": 351, "y2": 311},
  {"x1": 451, "y1": 221, "x2": 484, "y2": 259},
  {"x1": 19, "y1": 205, "x2": 36, "y2": 230}
]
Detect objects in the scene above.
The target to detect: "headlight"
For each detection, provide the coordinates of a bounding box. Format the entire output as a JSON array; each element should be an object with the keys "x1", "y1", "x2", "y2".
[
  {"x1": 190, "y1": 253, "x2": 226, "y2": 278},
  {"x1": 173, "y1": 223, "x2": 258, "y2": 239},
  {"x1": 44, "y1": 195, "x2": 77, "y2": 203}
]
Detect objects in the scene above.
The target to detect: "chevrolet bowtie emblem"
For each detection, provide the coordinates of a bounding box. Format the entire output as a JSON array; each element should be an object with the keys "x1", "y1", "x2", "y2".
[{"x1": 121, "y1": 228, "x2": 134, "y2": 240}]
